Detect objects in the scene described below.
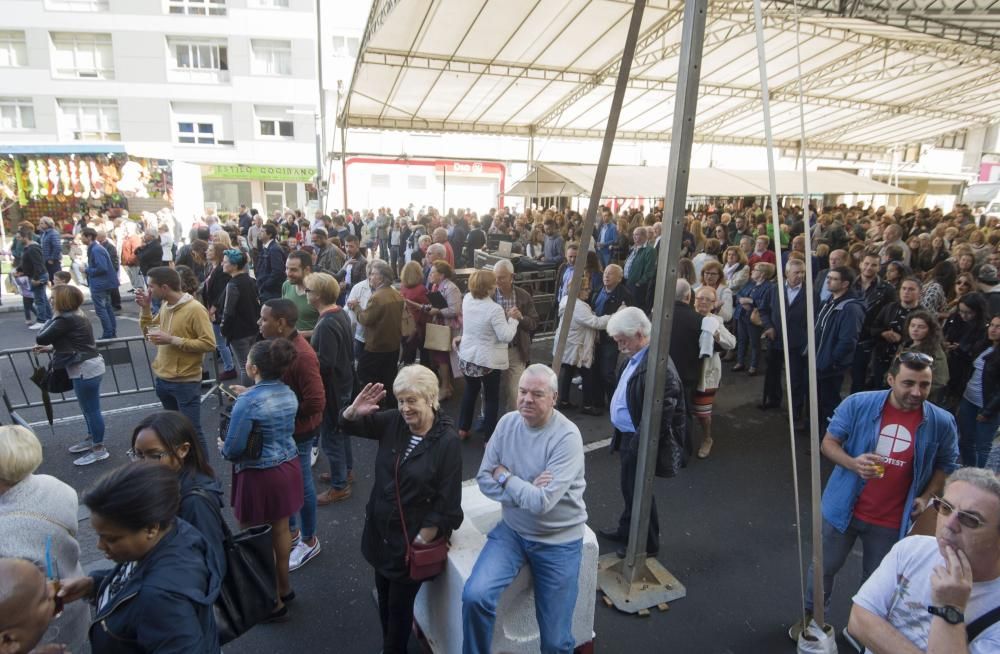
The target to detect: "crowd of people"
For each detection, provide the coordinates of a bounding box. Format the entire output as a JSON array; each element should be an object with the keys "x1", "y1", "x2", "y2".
[{"x1": 2, "y1": 198, "x2": 1000, "y2": 653}]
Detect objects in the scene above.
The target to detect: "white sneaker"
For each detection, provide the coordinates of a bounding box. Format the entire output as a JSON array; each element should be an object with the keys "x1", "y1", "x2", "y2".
[
  {"x1": 68, "y1": 438, "x2": 94, "y2": 454},
  {"x1": 310, "y1": 445, "x2": 320, "y2": 467},
  {"x1": 73, "y1": 449, "x2": 110, "y2": 466},
  {"x1": 289, "y1": 538, "x2": 321, "y2": 571},
  {"x1": 571, "y1": 375, "x2": 583, "y2": 385},
  {"x1": 28, "y1": 323, "x2": 44, "y2": 330}
]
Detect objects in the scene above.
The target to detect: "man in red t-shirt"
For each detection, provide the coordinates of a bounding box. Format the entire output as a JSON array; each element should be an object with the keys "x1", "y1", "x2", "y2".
[{"x1": 789, "y1": 352, "x2": 960, "y2": 642}]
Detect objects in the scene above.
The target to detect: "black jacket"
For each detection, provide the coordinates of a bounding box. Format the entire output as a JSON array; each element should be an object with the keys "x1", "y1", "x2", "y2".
[
  {"x1": 201, "y1": 264, "x2": 231, "y2": 321},
  {"x1": 669, "y1": 300, "x2": 704, "y2": 388},
  {"x1": 311, "y1": 307, "x2": 356, "y2": 416},
  {"x1": 101, "y1": 238, "x2": 120, "y2": 271},
  {"x1": 593, "y1": 283, "x2": 633, "y2": 346},
  {"x1": 35, "y1": 312, "x2": 99, "y2": 363},
  {"x1": 89, "y1": 519, "x2": 222, "y2": 654},
  {"x1": 136, "y1": 239, "x2": 163, "y2": 276},
  {"x1": 340, "y1": 409, "x2": 463, "y2": 581},
  {"x1": 465, "y1": 228, "x2": 486, "y2": 265},
  {"x1": 760, "y1": 284, "x2": 809, "y2": 351},
  {"x1": 611, "y1": 351, "x2": 688, "y2": 478},
  {"x1": 854, "y1": 276, "x2": 897, "y2": 344},
  {"x1": 178, "y1": 469, "x2": 227, "y2": 579},
  {"x1": 220, "y1": 273, "x2": 260, "y2": 341},
  {"x1": 871, "y1": 302, "x2": 919, "y2": 366},
  {"x1": 21, "y1": 242, "x2": 47, "y2": 283},
  {"x1": 335, "y1": 255, "x2": 367, "y2": 293},
  {"x1": 978, "y1": 345, "x2": 1000, "y2": 420}
]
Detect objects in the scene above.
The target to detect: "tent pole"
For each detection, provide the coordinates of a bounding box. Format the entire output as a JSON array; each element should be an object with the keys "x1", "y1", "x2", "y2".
[{"x1": 596, "y1": 0, "x2": 708, "y2": 612}]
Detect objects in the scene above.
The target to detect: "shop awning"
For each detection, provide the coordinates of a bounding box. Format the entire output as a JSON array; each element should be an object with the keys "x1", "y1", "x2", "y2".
[{"x1": 507, "y1": 164, "x2": 913, "y2": 197}]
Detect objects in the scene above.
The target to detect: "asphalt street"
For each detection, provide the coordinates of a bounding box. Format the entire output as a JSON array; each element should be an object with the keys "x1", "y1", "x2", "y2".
[{"x1": 2, "y1": 298, "x2": 862, "y2": 654}]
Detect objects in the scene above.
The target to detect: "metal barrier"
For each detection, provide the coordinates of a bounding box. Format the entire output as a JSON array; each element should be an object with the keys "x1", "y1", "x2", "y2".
[{"x1": 0, "y1": 335, "x2": 221, "y2": 428}]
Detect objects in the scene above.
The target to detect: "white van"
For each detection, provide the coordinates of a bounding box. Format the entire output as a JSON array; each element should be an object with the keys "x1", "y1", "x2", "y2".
[{"x1": 962, "y1": 182, "x2": 1000, "y2": 218}]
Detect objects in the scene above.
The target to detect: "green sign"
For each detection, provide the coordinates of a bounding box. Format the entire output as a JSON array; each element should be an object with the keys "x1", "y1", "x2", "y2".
[{"x1": 203, "y1": 164, "x2": 316, "y2": 182}]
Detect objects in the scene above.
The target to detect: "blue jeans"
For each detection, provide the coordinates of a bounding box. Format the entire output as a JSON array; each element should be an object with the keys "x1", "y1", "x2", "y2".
[
  {"x1": 154, "y1": 378, "x2": 205, "y2": 452},
  {"x1": 735, "y1": 317, "x2": 761, "y2": 368},
  {"x1": 73, "y1": 374, "x2": 104, "y2": 445},
  {"x1": 289, "y1": 435, "x2": 318, "y2": 541},
  {"x1": 212, "y1": 323, "x2": 234, "y2": 372},
  {"x1": 462, "y1": 521, "x2": 582, "y2": 654},
  {"x1": 91, "y1": 289, "x2": 116, "y2": 339},
  {"x1": 804, "y1": 517, "x2": 897, "y2": 613},
  {"x1": 33, "y1": 281, "x2": 52, "y2": 323},
  {"x1": 958, "y1": 398, "x2": 1000, "y2": 467},
  {"x1": 321, "y1": 407, "x2": 353, "y2": 490}
]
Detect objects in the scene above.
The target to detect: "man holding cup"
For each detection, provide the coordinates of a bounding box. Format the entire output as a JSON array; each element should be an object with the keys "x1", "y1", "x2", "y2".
[
  {"x1": 137, "y1": 266, "x2": 216, "y2": 452},
  {"x1": 789, "y1": 351, "x2": 961, "y2": 641}
]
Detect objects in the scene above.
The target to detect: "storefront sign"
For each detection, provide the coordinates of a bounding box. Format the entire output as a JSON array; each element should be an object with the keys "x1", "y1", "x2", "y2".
[{"x1": 203, "y1": 164, "x2": 316, "y2": 182}]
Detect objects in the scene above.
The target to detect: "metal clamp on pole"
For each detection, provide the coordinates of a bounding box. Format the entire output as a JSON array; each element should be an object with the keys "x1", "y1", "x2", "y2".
[{"x1": 597, "y1": 0, "x2": 708, "y2": 614}]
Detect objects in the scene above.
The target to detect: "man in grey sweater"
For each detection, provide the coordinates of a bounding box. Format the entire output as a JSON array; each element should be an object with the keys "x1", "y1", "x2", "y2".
[{"x1": 462, "y1": 363, "x2": 587, "y2": 654}]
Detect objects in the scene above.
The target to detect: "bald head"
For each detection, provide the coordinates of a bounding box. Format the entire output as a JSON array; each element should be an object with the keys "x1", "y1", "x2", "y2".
[{"x1": 0, "y1": 559, "x2": 52, "y2": 654}]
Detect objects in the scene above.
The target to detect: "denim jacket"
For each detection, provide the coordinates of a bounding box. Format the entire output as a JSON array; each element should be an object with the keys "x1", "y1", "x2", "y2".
[
  {"x1": 222, "y1": 379, "x2": 298, "y2": 473},
  {"x1": 822, "y1": 390, "x2": 960, "y2": 540}
]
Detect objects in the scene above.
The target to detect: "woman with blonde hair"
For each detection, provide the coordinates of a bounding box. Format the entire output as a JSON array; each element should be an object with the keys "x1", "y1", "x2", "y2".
[
  {"x1": 722, "y1": 246, "x2": 748, "y2": 292},
  {"x1": 694, "y1": 260, "x2": 734, "y2": 322},
  {"x1": 689, "y1": 219, "x2": 706, "y2": 254}
]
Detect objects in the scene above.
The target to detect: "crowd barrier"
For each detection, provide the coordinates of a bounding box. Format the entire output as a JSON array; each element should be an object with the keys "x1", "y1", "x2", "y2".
[{"x1": 0, "y1": 335, "x2": 220, "y2": 429}]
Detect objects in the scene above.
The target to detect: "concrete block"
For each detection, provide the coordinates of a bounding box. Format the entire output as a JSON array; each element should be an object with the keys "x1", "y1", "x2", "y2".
[{"x1": 413, "y1": 484, "x2": 597, "y2": 653}]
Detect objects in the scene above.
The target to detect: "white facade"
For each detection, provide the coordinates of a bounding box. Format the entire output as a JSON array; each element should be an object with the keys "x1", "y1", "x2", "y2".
[{"x1": 0, "y1": 0, "x2": 371, "y2": 215}]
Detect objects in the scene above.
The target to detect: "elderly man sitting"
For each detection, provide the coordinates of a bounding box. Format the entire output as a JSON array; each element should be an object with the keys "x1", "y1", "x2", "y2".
[{"x1": 462, "y1": 364, "x2": 587, "y2": 654}]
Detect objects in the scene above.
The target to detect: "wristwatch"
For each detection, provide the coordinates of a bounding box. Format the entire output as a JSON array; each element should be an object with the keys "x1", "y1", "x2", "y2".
[
  {"x1": 496, "y1": 470, "x2": 511, "y2": 487},
  {"x1": 927, "y1": 605, "x2": 965, "y2": 625}
]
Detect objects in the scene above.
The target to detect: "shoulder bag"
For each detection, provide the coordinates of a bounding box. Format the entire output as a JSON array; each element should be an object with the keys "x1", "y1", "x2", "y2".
[
  {"x1": 218, "y1": 395, "x2": 264, "y2": 460},
  {"x1": 185, "y1": 488, "x2": 277, "y2": 645},
  {"x1": 393, "y1": 454, "x2": 449, "y2": 581}
]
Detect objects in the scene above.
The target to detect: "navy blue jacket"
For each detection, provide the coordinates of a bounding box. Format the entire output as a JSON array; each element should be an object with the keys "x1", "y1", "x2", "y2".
[
  {"x1": 41, "y1": 228, "x2": 62, "y2": 267},
  {"x1": 815, "y1": 293, "x2": 865, "y2": 375},
  {"x1": 255, "y1": 239, "x2": 287, "y2": 301},
  {"x1": 759, "y1": 283, "x2": 809, "y2": 350},
  {"x1": 179, "y1": 469, "x2": 227, "y2": 579},
  {"x1": 86, "y1": 240, "x2": 118, "y2": 292},
  {"x1": 89, "y1": 519, "x2": 222, "y2": 654}
]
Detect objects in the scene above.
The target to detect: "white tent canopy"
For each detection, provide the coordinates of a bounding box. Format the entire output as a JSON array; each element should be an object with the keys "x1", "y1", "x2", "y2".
[
  {"x1": 507, "y1": 164, "x2": 914, "y2": 197},
  {"x1": 345, "y1": 0, "x2": 1000, "y2": 156}
]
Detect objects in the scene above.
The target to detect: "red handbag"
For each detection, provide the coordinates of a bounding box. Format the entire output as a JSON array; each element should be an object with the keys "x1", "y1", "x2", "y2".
[{"x1": 394, "y1": 454, "x2": 449, "y2": 581}]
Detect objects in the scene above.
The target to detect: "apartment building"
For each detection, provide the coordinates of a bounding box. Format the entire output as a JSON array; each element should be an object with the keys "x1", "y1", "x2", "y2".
[{"x1": 1, "y1": 0, "x2": 366, "y2": 217}]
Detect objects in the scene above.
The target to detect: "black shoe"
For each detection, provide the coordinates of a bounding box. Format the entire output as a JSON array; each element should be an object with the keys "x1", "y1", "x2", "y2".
[
  {"x1": 557, "y1": 401, "x2": 577, "y2": 410},
  {"x1": 597, "y1": 527, "x2": 626, "y2": 543},
  {"x1": 616, "y1": 545, "x2": 659, "y2": 559}
]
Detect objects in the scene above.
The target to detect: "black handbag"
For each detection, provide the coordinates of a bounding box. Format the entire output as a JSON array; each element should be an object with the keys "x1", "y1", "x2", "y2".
[
  {"x1": 186, "y1": 488, "x2": 277, "y2": 645},
  {"x1": 30, "y1": 352, "x2": 74, "y2": 394}
]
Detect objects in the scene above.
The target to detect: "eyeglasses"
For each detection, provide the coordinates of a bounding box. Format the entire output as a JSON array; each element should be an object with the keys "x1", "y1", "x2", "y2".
[
  {"x1": 126, "y1": 449, "x2": 169, "y2": 462},
  {"x1": 304, "y1": 288, "x2": 313, "y2": 293},
  {"x1": 931, "y1": 496, "x2": 987, "y2": 529},
  {"x1": 897, "y1": 351, "x2": 933, "y2": 366}
]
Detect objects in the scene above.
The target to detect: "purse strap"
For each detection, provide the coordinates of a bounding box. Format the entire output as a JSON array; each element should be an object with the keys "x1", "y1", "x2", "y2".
[
  {"x1": 968, "y1": 604, "x2": 1000, "y2": 643},
  {"x1": 184, "y1": 487, "x2": 235, "y2": 546},
  {"x1": 392, "y1": 453, "x2": 413, "y2": 562}
]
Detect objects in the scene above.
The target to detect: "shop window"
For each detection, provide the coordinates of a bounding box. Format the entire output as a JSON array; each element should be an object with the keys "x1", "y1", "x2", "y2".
[
  {"x1": 168, "y1": 0, "x2": 226, "y2": 16},
  {"x1": 177, "y1": 122, "x2": 216, "y2": 145},
  {"x1": 331, "y1": 35, "x2": 360, "y2": 59},
  {"x1": 57, "y1": 98, "x2": 119, "y2": 141},
  {"x1": 259, "y1": 119, "x2": 294, "y2": 137},
  {"x1": 252, "y1": 39, "x2": 292, "y2": 76},
  {"x1": 172, "y1": 40, "x2": 228, "y2": 71},
  {"x1": 0, "y1": 32, "x2": 26, "y2": 68},
  {"x1": 51, "y1": 32, "x2": 114, "y2": 79},
  {"x1": 45, "y1": 0, "x2": 109, "y2": 10},
  {"x1": 0, "y1": 98, "x2": 34, "y2": 130},
  {"x1": 936, "y1": 131, "x2": 967, "y2": 150}
]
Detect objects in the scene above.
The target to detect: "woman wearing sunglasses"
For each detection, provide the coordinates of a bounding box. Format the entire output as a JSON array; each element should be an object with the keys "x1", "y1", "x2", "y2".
[
  {"x1": 129, "y1": 411, "x2": 226, "y2": 577},
  {"x1": 957, "y1": 314, "x2": 1000, "y2": 467}
]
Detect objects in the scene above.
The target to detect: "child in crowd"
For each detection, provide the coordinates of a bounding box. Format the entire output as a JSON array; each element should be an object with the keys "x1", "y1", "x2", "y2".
[{"x1": 53, "y1": 270, "x2": 72, "y2": 286}]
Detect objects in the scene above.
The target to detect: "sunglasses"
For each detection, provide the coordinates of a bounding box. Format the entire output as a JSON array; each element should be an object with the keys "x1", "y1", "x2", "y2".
[
  {"x1": 126, "y1": 449, "x2": 169, "y2": 462},
  {"x1": 931, "y1": 496, "x2": 987, "y2": 529},
  {"x1": 897, "y1": 351, "x2": 933, "y2": 366}
]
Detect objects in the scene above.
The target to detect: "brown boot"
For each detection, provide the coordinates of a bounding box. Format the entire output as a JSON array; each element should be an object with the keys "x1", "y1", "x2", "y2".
[{"x1": 317, "y1": 486, "x2": 352, "y2": 506}]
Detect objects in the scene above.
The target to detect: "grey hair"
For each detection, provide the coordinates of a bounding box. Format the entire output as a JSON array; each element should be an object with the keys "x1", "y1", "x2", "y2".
[
  {"x1": 786, "y1": 257, "x2": 806, "y2": 271},
  {"x1": 393, "y1": 364, "x2": 440, "y2": 411},
  {"x1": 418, "y1": 234, "x2": 432, "y2": 246},
  {"x1": 946, "y1": 467, "x2": 1000, "y2": 512},
  {"x1": 369, "y1": 259, "x2": 394, "y2": 283},
  {"x1": 427, "y1": 243, "x2": 447, "y2": 259},
  {"x1": 676, "y1": 278, "x2": 692, "y2": 301},
  {"x1": 493, "y1": 259, "x2": 514, "y2": 275},
  {"x1": 365, "y1": 258, "x2": 387, "y2": 275},
  {"x1": 520, "y1": 364, "x2": 558, "y2": 395},
  {"x1": 607, "y1": 306, "x2": 652, "y2": 339}
]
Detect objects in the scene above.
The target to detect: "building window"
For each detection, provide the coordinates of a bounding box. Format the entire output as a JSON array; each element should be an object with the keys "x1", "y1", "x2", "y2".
[
  {"x1": 259, "y1": 119, "x2": 293, "y2": 137},
  {"x1": 251, "y1": 39, "x2": 292, "y2": 75},
  {"x1": 57, "y1": 98, "x2": 120, "y2": 141},
  {"x1": 168, "y1": 0, "x2": 226, "y2": 15},
  {"x1": 0, "y1": 32, "x2": 27, "y2": 68},
  {"x1": 177, "y1": 122, "x2": 216, "y2": 144},
  {"x1": 371, "y1": 174, "x2": 390, "y2": 188},
  {"x1": 331, "y1": 35, "x2": 360, "y2": 58},
  {"x1": 45, "y1": 0, "x2": 109, "y2": 10},
  {"x1": 0, "y1": 98, "x2": 35, "y2": 130},
  {"x1": 251, "y1": 0, "x2": 289, "y2": 7},
  {"x1": 51, "y1": 32, "x2": 114, "y2": 79},
  {"x1": 172, "y1": 40, "x2": 228, "y2": 71},
  {"x1": 936, "y1": 131, "x2": 967, "y2": 150}
]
